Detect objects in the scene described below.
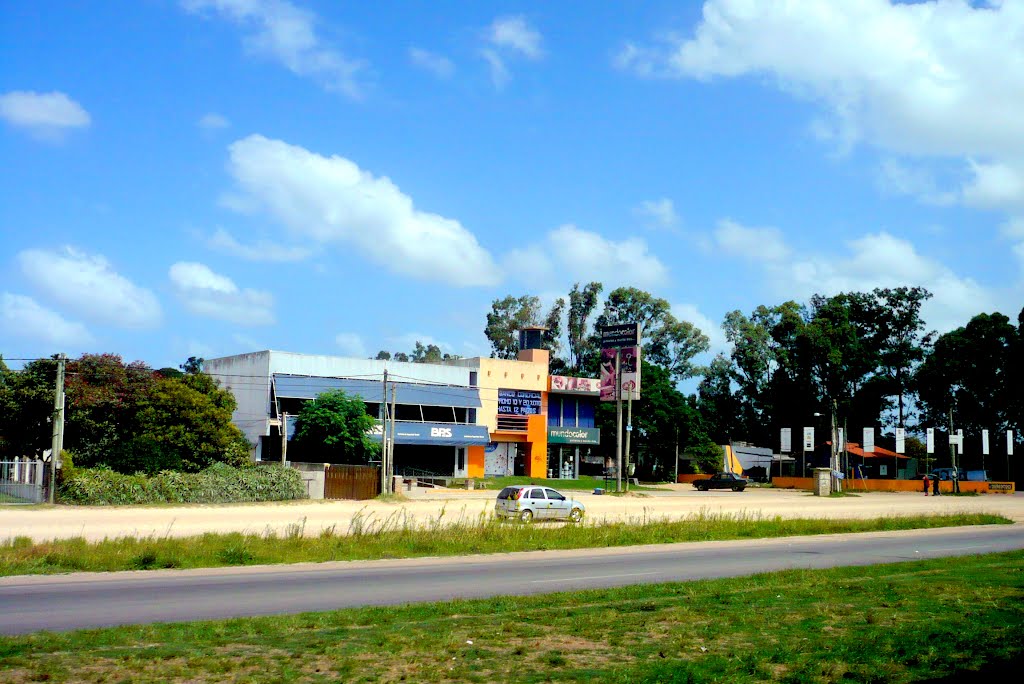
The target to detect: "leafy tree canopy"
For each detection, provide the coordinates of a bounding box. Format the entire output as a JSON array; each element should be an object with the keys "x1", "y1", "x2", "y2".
[{"x1": 291, "y1": 389, "x2": 381, "y2": 465}]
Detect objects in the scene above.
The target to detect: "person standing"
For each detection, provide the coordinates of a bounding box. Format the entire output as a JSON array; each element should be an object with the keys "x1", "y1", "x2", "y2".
[
  {"x1": 932, "y1": 474, "x2": 940, "y2": 496},
  {"x1": 922, "y1": 474, "x2": 930, "y2": 496}
]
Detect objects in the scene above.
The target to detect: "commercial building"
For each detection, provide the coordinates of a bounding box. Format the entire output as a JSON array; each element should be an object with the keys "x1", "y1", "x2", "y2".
[{"x1": 205, "y1": 341, "x2": 600, "y2": 480}]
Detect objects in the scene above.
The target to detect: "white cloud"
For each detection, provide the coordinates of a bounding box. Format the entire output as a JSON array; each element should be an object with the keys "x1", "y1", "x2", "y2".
[
  {"x1": 488, "y1": 16, "x2": 543, "y2": 60},
  {"x1": 481, "y1": 15, "x2": 543, "y2": 88},
  {"x1": 182, "y1": 0, "x2": 365, "y2": 98},
  {"x1": 1, "y1": 293, "x2": 94, "y2": 346},
  {"x1": 672, "y1": 302, "x2": 726, "y2": 354},
  {"x1": 335, "y1": 332, "x2": 367, "y2": 358},
  {"x1": 198, "y1": 112, "x2": 230, "y2": 130},
  {"x1": 206, "y1": 226, "x2": 311, "y2": 262},
  {"x1": 222, "y1": 134, "x2": 499, "y2": 287},
  {"x1": 17, "y1": 247, "x2": 161, "y2": 328},
  {"x1": 506, "y1": 224, "x2": 669, "y2": 290},
  {"x1": 1002, "y1": 217, "x2": 1024, "y2": 241},
  {"x1": 385, "y1": 332, "x2": 452, "y2": 355},
  {"x1": 0, "y1": 91, "x2": 90, "y2": 140},
  {"x1": 169, "y1": 261, "x2": 274, "y2": 326},
  {"x1": 961, "y1": 159, "x2": 1024, "y2": 212},
  {"x1": 409, "y1": 47, "x2": 454, "y2": 79},
  {"x1": 876, "y1": 159, "x2": 956, "y2": 206},
  {"x1": 635, "y1": 198, "x2": 680, "y2": 229},
  {"x1": 713, "y1": 219, "x2": 791, "y2": 262}
]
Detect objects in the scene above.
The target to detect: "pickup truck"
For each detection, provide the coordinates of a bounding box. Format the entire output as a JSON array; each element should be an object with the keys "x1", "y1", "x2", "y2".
[{"x1": 692, "y1": 472, "x2": 748, "y2": 492}]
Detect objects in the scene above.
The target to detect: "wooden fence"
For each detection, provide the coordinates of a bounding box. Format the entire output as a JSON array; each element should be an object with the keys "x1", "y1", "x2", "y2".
[{"x1": 324, "y1": 465, "x2": 381, "y2": 500}]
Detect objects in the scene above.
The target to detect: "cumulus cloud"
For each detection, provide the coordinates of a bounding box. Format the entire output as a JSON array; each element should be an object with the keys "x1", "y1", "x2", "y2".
[
  {"x1": 182, "y1": 0, "x2": 365, "y2": 98},
  {"x1": 713, "y1": 219, "x2": 791, "y2": 262},
  {"x1": 205, "y1": 226, "x2": 311, "y2": 262},
  {"x1": 198, "y1": 112, "x2": 230, "y2": 130},
  {"x1": 169, "y1": 261, "x2": 274, "y2": 326},
  {"x1": 506, "y1": 224, "x2": 669, "y2": 290},
  {"x1": 408, "y1": 47, "x2": 454, "y2": 79},
  {"x1": 635, "y1": 198, "x2": 680, "y2": 230},
  {"x1": 17, "y1": 247, "x2": 161, "y2": 328},
  {"x1": 221, "y1": 134, "x2": 499, "y2": 286},
  {"x1": 481, "y1": 15, "x2": 543, "y2": 88},
  {"x1": 0, "y1": 91, "x2": 90, "y2": 140},
  {"x1": 335, "y1": 332, "x2": 367, "y2": 358},
  {"x1": 672, "y1": 302, "x2": 727, "y2": 354},
  {"x1": 1, "y1": 293, "x2": 94, "y2": 346},
  {"x1": 712, "y1": 220, "x2": 993, "y2": 333}
]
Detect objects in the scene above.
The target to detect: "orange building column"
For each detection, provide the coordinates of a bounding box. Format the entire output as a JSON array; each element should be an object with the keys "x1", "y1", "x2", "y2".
[
  {"x1": 526, "y1": 414, "x2": 548, "y2": 478},
  {"x1": 467, "y1": 445, "x2": 485, "y2": 479}
]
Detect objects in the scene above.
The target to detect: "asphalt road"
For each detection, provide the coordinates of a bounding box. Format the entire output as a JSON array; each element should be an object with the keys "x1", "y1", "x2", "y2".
[{"x1": 2, "y1": 524, "x2": 1022, "y2": 635}]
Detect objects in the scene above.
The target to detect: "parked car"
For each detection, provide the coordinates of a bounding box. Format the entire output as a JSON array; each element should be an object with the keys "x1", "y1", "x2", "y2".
[
  {"x1": 494, "y1": 485, "x2": 585, "y2": 523},
  {"x1": 930, "y1": 467, "x2": 965, "y2": 481},
  {"x1": 692, "y1": 472, "x2": 748, "y2": 492}
]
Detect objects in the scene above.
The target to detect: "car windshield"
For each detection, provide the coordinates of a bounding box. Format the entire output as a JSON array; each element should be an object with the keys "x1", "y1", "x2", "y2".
[{"x1": 496, "y1": 487, "x2": 520, "y2": 500}]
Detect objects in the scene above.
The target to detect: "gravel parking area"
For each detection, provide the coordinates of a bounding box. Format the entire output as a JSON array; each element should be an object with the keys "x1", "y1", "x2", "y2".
[{"x1": 2, "y1": 485, "x2": 1021, "y2": 542}]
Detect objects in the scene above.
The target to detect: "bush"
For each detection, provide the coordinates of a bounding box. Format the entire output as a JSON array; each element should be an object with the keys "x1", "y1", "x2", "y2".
[{"x1": 58, "y1": 463, "x2": 307, "y2": 505}]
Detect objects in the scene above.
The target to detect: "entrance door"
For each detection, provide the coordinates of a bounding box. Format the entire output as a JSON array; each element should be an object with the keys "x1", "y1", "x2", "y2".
[{"x1": 513, "y1": 443, "x2": 527, "y2": 476}]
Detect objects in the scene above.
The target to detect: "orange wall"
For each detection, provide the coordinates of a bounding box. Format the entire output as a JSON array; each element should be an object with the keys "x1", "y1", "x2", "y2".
[
  {"x1": 526, "y1": 413, "x2": 548, "y2": 478},
  {"x1": 772, "y1": 477, "x2": 1014, "y2": 494},
  {"x1": 676, "y1": 474, "x2": 705, "y2": 484},
  {"x1": 467, "y1": 445, "x2": 485, "y2": 478}
]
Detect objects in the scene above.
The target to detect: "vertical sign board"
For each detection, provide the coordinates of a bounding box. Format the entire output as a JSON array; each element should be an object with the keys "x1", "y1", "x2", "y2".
[
  {"x1": 863, "y1": 427, "x2": 875, "y2": 453},
  {"x1": 599, "y1": 324, "x2": 641, "y2": 402},
  {"x1": 780, "y1": 428, "x2": 792, "y2": 453},
  {"x1": 895, "y1": 428, "x2": 906, "y2": 454},
  {"x1": 1009, "y1": 430, "x2": 1015, "y2": 456},
  {"x1": 802, "y1": 427, "x2": 814, "y2": 451},
  {"x1": 838, "y1": 428, "x2": 845, "y2": 452},
  {"x1": 927, "y1": 428, "x2": 935, "y2": 454},
  {"x1": 957, "y1": 429, "x2": 964, "y2": 454},
  {"x1": 982, "y1": 429, "x2": 990, "y2": 455}
]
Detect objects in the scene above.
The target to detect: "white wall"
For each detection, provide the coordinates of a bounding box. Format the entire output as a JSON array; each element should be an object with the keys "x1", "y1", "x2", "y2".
[
  {"x1": 205, "y1": 351, "x2": 272, "y2": 457},
  {"x1": 269, "y1": 351, "x2": 473, "y2": 386}
]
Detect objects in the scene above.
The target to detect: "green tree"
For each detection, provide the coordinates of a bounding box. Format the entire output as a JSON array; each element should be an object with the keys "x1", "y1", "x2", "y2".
[
  {"x1": 411, "y1": 341, "x2": 444, "y2": 363},
  {"x1": 566, "y1": 281, "x2": 603, "y2": 374},
  {"x1": 180, "y1": 356, "x2": 204, "y2": 375},
  {"x1": 291, "y1": 389, "x2": 381, "y2": 464},
  {"x1": 374, "y1": 351, "x2": 391, "y2": 361},
  {"x1": 484, "y1": 294, "x2": 565, "y2": 361},
  {"x1": 0, "y1": 357, "x2": 59, "y2": 458}
]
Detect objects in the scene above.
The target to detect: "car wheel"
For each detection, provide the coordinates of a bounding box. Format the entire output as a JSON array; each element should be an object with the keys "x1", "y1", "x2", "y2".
[
  {"x1": 732, "y1": 485, "x2": 743, "y2": 492},
  {"x1": 696, "y1": 484, "x2": 706, "y2": 492},
  {"x1": 568, "y1": 508, "x2": 584, "y2": 523},
  {"x1": 520, "y1": 509, "x2": 534, "y2": 523}
]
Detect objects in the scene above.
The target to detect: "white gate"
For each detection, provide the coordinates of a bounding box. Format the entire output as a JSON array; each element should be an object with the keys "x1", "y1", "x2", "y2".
[{"x1": 0, "y1": 459, "x2": 45, "y2": 504}]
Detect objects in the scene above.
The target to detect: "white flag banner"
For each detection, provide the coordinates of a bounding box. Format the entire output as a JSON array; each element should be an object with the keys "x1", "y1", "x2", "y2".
[
  {"x1": 895, "y1": 428, "x2": 906, "y2": 454},
  {"x1": 863, "y1": 427, "x2": 875, "y2": 453},
  {"x1": 927, "y1": 428, "x2": 935, "y2": 454},
  {"x1": 982, "y1": 429, "x2": 990, "y2": 455},
  {"x1": 957, "y1": 429, "x2": 964, "y2": 453},
  {"x1": 803, "y1": 427, "x2": 815, "y2": 451},
  {"x1": 780, "y1": 428, "x2": 792, "y2": 453},
  {"x1": 1009, "y1": 430, "x2": 1015, "y2": 456},
  {"x1": 838, "y1": 428, "x2": 845, "y2": 452}
]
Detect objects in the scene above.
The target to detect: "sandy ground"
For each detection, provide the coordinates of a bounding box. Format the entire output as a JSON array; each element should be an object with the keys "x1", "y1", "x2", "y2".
[{"x1": 2, "y1": 485, "x2": 1022, "y2": 542}]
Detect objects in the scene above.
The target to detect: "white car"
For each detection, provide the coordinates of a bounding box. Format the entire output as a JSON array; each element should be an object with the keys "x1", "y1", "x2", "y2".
[{"x1": 494, "y1": 485, "x2": 585, "y2": 523}]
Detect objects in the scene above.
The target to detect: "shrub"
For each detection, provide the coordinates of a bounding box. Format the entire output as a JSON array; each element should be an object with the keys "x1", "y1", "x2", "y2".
[{"x1": 58, "y1": 463, "x2": 306, "y2": 505}]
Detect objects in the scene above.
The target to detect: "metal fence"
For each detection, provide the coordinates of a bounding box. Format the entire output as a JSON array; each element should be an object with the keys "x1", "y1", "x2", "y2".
[{"x1": 0, "y1": 459, "x2": 45, "y2": 504}]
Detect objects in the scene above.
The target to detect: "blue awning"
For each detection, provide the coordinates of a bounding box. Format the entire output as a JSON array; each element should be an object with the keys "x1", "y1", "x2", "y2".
[
  {"x1": 285, "y1": 416, "x2": 488, "y2": 446},
  {"x1": 273, "y1": 374, "x2": 481, "y2": 408}
]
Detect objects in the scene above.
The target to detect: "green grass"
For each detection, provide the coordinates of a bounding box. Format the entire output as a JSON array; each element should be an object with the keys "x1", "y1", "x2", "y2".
[
  {"x1": 453, "y1": 475, "x2": 666, "y2": 491},
  {"x1": 1, "y1": 551, "x2": 1021, "y2": 682},
  {"x1": 0, "y1": 511, "x2": 1009, "y2": 577}
]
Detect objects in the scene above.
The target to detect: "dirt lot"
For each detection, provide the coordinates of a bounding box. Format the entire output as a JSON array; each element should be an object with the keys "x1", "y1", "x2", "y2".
[{"x1": 2, "y1": 485, "x2": 1022, "y2": 542}]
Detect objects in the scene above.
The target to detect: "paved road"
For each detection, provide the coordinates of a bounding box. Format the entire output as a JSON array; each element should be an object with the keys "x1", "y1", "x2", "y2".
[{"x1": 2, "y1": 524, "x2": 1021, "y2": 636}]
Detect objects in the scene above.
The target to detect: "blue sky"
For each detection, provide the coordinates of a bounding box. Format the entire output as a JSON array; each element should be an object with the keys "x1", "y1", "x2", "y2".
[{"x1": 2, "y1": 0, "x2": 1023, "y2": 372}]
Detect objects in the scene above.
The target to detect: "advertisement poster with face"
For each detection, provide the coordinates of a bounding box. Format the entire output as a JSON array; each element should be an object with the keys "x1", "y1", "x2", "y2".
[{"x1": 599, "y1": 346, "x2": 641, "y2": 401}]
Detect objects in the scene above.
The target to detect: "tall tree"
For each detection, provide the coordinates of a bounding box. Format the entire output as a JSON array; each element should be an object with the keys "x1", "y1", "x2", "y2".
[
  {"x1": 484, "y1": 294, "x2": 565, "y2": 362},
  {"x1": 566, "y1": 282, "x2": 603, "y2": 373},
  {"x1": 872, "y1": 287, "x2": 934, "y2": 427}
]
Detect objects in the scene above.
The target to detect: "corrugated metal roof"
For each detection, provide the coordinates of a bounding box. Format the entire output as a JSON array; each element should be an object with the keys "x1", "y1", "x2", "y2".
[{"x1": 273, "y1": 374, "x2": 481, "y2": 408}]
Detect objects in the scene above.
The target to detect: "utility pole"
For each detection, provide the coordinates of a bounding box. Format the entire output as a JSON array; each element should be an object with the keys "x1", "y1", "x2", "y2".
[
  {"x1": 948, "y1": 406, "x2": 959, "y2": 494},
  {"x1": 381, "y1": 369, "x2": 389, "y2": 494},
  {"x1": 49, "y1": 354, "x2": 66, "y2": 505},
  {"x1": 388, "y1": 383, "x2": 397, "y2": 494},
  {"x1": 280, "y1": 412, "x2": 288, "y2": 464},
  {"x1": 624, "y1": 396, "x2": 632, "y2": 491},
  {"x1": 615, "y1": 349, "x2": 622, "y2": 493},
  {"x1": 674, "y1": 426, "x2": 679, "y2": 484}
]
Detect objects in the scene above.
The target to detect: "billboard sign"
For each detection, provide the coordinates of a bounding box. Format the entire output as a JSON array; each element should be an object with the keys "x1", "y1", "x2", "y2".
[
  {"x1": 599, "y1": 345, "x2": 641, "y2": 402},
  {"x1": 863, "y1": 427, "x2": 875, "y2": 453},
  {"x1": 802, "y1": 427, "x2": 814, "y2": 451},
  {"x1": 549, "y1": 375, "x2": 599, "y2": 394},
  {"x1": 927, "y1": 428, "x2": 934, "y2": 454},
  {"x1": 497, "y1": 389, "x2": 542, "y2": 415},
  {"x1": 895, "y1": 428, "x2": 906, "y2": 454},
  {"x1": 600, "y1": 323, "x2": 640, "y2": 349},
  {"x1": 548, "y1": 427, "x2": 601, "y2": 445},
  {"x1": 780, "y1": 427, "x2": 792, "y2": 453}
]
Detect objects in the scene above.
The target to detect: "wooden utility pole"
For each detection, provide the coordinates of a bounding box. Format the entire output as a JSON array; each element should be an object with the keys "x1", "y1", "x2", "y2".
[
  {"x1": 624, "y1": 397, "x2": 632, "y2": 491},
  {"x1": 49, "y1": 354, "x2": 66, "y2": 505},
  {"x1": 388, "y1": 383, "x2": 397, "y2": 493},
  {"x1": 281, "y1": 412, "x2": 288, "y2": 464},
  {"x1": 381, "y1": 369, "x2": 389, "y2": 494}
]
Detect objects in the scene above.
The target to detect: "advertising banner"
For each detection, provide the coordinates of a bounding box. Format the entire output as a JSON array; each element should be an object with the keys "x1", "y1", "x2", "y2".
[
  {"x1": 600, "y1": 323, "x2": 640, "y2": 349},
  {"x1": 838, "y1": 428, "x2": 845, "y2": 452},
  {"x1": 549, "y1": 376, "x2": 599, "y2": 394},
  {"x1": 497, "y1": 389, "x2": 542, "y2": 415},
  {"x1": 927, "y1": 428, "x2": 934, "y2": 454},
  {"x1": 982, "y1": 429, "x2": 990, "y2": 455},
  {"x1": 780, "y1": 427, "x2": 792, "y2": 453},
  {"x1": 895, "y1": 428, "x2": 905, "y2": 454},
  {"x1": 802, "y1": 427, "x2": 814, "y2": 451},
  {"x1": 1009, "y1": 430, "x2": 1015, "y2": 456},
  {"x1": 863, "y1": 427, "x2": 875, "y2": 453},
  {"x1": 599, "y1": 346, "x2": 641, "y2": 402}
]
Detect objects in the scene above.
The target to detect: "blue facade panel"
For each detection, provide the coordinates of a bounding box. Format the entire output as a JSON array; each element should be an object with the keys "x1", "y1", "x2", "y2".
[{"x1": 274, "y1": 374, "x2": 480, "y2": 408}]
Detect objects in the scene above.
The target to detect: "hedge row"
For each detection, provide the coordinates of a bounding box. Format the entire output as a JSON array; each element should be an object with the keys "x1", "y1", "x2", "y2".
[{"x1": 58, "y1": 463, "x2": 307, "y2": 505}]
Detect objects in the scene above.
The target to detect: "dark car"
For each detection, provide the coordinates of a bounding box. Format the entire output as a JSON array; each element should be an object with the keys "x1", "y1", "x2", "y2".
[{"x1": 693, "y1": 472, "x2": 748, "y2": 492}]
